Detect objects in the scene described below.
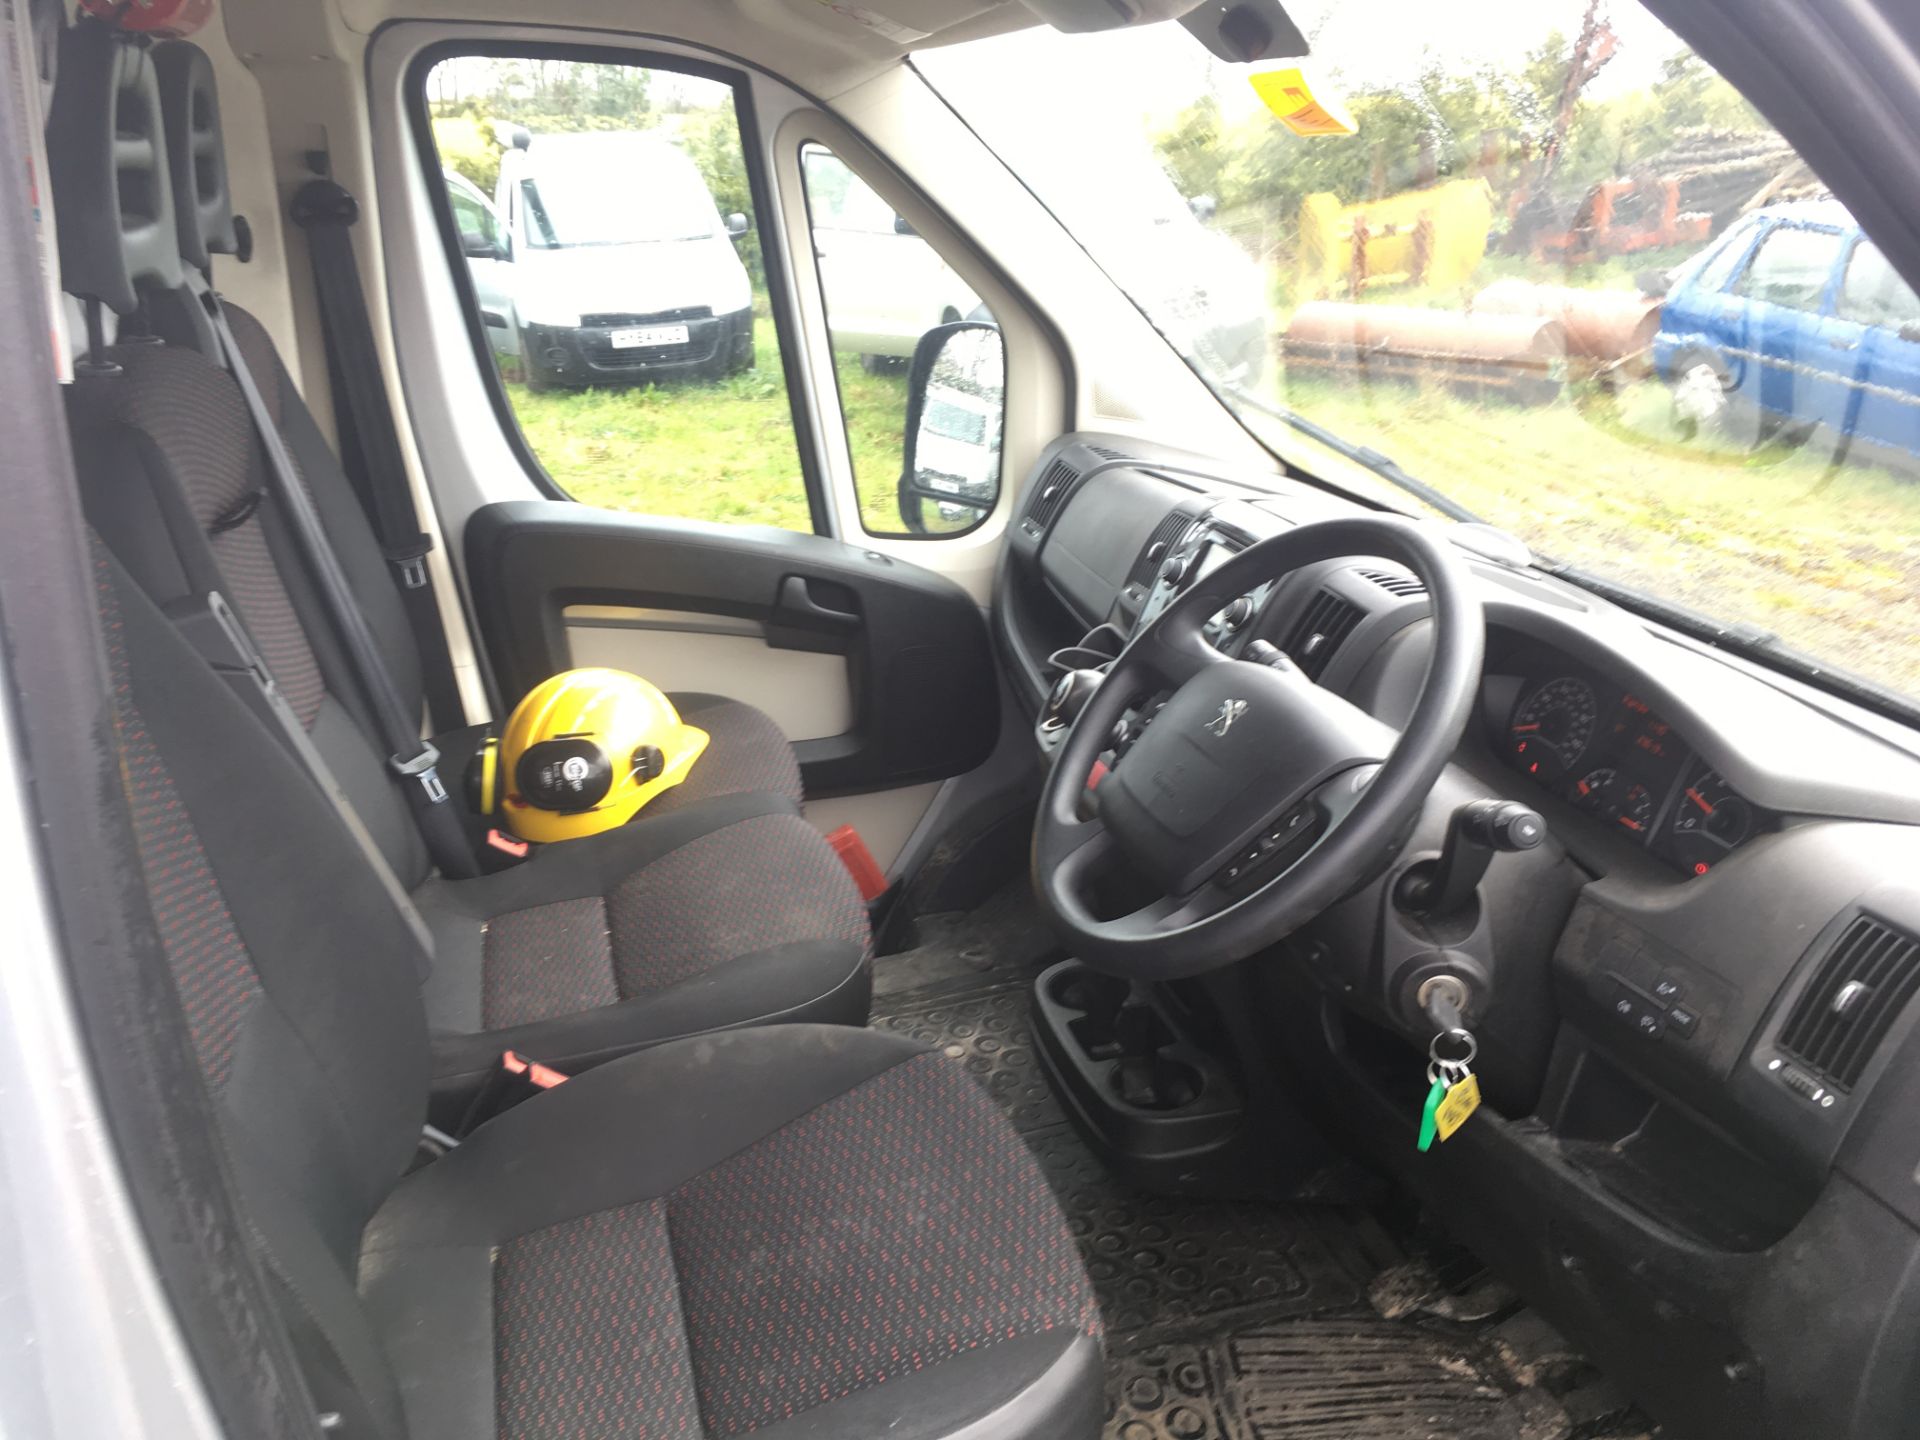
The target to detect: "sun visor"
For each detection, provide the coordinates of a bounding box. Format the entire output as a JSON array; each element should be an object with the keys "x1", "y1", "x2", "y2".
[
  {"x1": 45, "y1": 22, "x2": 183, "y2": 315},
  {"x1": 153, "y1": 40, "x2": 238, "y2": 273}
]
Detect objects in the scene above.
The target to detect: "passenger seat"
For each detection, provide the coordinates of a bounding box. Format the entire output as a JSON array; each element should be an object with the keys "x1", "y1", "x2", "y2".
[
  {"x1": 91, "y1": 532, "x2": 1105, "y2": 1437},
  {"x1": 49, "y1": 22, "x2": 871, "y2": 1105}
]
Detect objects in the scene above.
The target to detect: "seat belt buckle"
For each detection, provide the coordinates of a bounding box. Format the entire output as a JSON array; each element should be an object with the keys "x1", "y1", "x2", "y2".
[
  {"x1": 385, "y1": 537, "x2": 434, "y2": 591},
  {"x1": 455, "y1": 1051, "x2": 571, "y2": 1138},
  {"x1": 502, "y1": 1050, "x2": 569, "y2": 1090}
]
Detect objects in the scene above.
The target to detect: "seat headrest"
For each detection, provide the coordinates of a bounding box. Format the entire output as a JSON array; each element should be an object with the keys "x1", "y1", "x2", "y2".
[
  {"x1": 152, "y1": 40, "x2": 237, "y2": 273},
  {"x1": 45, "y1": 23, "x2": 183, "y2": 315}
]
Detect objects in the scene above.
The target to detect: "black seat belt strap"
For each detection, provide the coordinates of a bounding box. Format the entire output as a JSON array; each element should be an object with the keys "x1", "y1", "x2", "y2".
[
  {"x1": 188, "y1": 271, "x2": 480, "y2": 880},
  {"x1": 290, "y1": 178, "x2": 465, "y2": 733},
  {"x1": 164, "y1": 589, "x2": 435, "y2": 966}
]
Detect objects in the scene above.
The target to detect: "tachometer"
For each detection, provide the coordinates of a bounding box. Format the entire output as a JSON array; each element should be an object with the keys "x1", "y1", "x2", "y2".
[
  {"x1": 1510, "y1": 676, "x2": 1598, "y2": 780},
  {"x1": 1668, "y1": 769, "x2": 1754, "y2": 874}
]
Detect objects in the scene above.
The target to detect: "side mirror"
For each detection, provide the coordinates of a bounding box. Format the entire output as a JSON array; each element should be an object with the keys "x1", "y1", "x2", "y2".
[
  {"x1": 896, "y1": 321, "x2": 1004, "y2": 533},
  {"x1": 1636, "y1": 267, "x2": 1672, "y2": 298},
  {"x1": 893, "y1": 214, "x2": 919, "y2": 237},
  {"x1": 1188, "y1": 193, "x2": 1217, "y2": 224},
  {"x1": 460, "y1": 229, "x2": 505, "y2": 261},
  {"x1": 725, "y1": 212, "x2": 749, "y2": 239}
]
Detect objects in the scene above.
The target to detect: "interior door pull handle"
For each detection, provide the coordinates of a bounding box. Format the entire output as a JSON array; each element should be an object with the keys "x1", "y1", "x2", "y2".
[{"x1": 776, "y1": 574, "x2": 860, "y2": 631}]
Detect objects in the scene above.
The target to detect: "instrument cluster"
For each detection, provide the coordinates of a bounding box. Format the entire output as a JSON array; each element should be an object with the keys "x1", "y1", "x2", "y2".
[{"x1": 1500, "y1": 667, "x2": 1766, "y2": 876}]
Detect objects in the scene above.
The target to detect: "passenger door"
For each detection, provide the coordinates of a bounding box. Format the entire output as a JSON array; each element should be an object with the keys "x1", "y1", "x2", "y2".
[
  {"x1": 444, "y1": 170, "x2": 516, "y2": 354},
  {"x1": 1729, "y1": 222, "x2": 1849, "y2": 429},
  {"x1": 411, "y1": 50, "x2": 1003, "y2": 860},
  {"x1": 1835, "y1": 237, "x2": 1920, "y2": 458}
]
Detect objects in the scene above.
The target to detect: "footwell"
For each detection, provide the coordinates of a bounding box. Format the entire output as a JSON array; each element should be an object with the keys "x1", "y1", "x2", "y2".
[{"x1": 871, "y1": 896, "x2": 1649, "y2": 1440}]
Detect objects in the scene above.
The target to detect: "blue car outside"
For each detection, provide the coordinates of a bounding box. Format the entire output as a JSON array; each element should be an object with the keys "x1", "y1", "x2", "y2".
[{"x1": 1652, "y1": 200, "x2": 1920, "y2": 463}]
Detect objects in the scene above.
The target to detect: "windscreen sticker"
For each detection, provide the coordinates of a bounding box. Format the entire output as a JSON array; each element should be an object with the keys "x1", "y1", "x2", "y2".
[
  {"x1": 812, "y1": 0, "x2": 930, "y2": 43},
  {"x1": 1250, "y1": 66, "x2": 1357, "y2": 137}
]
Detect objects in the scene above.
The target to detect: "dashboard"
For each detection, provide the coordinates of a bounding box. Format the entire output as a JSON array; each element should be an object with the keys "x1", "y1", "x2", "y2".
[
  {"x1": 993, "y1": 429, "x2": 1920, "y2": 1440},
  {"x1": 1490, "y1": 658, "x2": 1771, "y2": 877}
]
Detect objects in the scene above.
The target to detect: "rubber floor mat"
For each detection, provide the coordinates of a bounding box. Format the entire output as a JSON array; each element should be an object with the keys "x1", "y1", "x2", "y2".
[{"x1": 870, "y1": 901, "x2": 1645, "y2": 1440}]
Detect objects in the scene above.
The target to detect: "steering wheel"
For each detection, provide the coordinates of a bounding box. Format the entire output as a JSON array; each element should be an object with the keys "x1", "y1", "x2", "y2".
[{"x1": 1033, "y1": 515, "x2": 1483, "y2": 980}]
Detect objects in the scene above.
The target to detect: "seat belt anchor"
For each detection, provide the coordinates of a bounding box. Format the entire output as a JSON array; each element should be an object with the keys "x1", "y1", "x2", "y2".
[
  {"x1": 385, "y1": 537, "x2": 434, "y2": 591},
  {"x1": 391, "y1": 741, "x2": 449, "y2": 805}
]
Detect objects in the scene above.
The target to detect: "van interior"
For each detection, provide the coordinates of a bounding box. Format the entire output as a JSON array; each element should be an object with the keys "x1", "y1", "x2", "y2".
[{"x1": 5, "y1": 0, "x2": 1920, "y2": 1437}]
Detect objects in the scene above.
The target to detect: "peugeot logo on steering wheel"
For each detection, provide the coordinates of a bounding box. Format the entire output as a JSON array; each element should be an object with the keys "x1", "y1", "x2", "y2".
[{"x1": 1205, "y1": 698, "x2": 1248, "y2": 737}]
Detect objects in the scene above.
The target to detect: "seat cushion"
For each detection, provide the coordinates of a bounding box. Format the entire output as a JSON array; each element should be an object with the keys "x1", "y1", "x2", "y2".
[
  {"x1": 360, "y1": 1025, "x2": 1104, "y2": 1440},
  {"x1": 648, "y1": 693, "x2": 804, "y2": 814},
  {"x1": 416, "y1": 796, "x2": 872, "y2": 1094}
]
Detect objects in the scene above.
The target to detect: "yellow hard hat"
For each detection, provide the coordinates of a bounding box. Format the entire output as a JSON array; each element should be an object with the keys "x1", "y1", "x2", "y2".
[{"x1": 474, "y1": 668, "x2": 709, "y2": 844}]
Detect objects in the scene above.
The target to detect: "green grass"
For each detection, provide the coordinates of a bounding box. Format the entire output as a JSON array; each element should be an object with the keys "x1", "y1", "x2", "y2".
[
  {"x1": 1270, "y1": 373, "x2": 1920, "y2": 700},
  {"x1": 501, "y1": 328, "x2": 913, "y2": 534}
]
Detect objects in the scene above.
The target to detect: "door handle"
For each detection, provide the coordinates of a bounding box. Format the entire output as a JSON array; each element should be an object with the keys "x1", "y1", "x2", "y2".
[{"x1": 775, "y1": 574, "x2": 860, "y2": 631}]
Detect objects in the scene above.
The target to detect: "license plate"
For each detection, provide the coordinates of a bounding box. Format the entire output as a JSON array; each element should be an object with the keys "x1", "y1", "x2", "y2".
[{"x1": 609, "y1": 324, "x2": 690, "y2": 349}]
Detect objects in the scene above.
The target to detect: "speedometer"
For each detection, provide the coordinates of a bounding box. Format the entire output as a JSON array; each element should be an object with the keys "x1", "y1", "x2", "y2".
[{"x1": 1510, "y1": 676, "x2": 1598, "y2": 780}]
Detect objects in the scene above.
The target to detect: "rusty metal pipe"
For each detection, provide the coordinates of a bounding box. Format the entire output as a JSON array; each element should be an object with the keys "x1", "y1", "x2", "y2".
[
  {"x1": 1471, "y1": 279, "x2": 1662, "y2": 372},
  {"x1": 1283, "y1": 302, "x2": 1568, "y2": 402}
]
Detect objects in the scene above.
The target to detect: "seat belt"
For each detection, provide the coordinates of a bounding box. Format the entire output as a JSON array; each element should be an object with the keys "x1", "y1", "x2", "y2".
[
  {"x1": 188, "y1": 271, "x2": 481, "y2": 881},
  {"x1": 164, "y1": 588, "x2": 435, "y2": 966},
  {"x1": 290, "y1": 177, "x2": 466, "y2": 736}
]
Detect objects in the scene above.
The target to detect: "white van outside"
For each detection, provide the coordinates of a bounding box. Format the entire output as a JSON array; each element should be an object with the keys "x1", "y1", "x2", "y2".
[{"x1": 494, "y1": 130, "x2": 756, "y2": 388}]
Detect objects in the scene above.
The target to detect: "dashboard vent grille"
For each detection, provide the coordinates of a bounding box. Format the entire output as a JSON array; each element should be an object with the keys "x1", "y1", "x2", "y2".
[
  {"x1": 1129, "y1": 512, "x2": 1191, "y2": 586},
  {"x1": 1025, "y1": 458, "x2": 1081, "y2": 529},
  {"x1": 1357, "y1": 567, "x2": 1427, "y2": 598},
  {"x1": 1087, "y1": 445, "x2": 1134, "y2": 462},
  {"x1": 1283, "y1": 589, "x2": 1363, "y2": 681},
  {"x1": 1779, "y1": 916, "x2": 1920, "y2": 1092}
]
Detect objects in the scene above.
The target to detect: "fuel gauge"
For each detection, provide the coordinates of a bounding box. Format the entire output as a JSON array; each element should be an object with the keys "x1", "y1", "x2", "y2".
[{"x1": 1668, "y1": 769, "x2": 1755, "y2": 874}]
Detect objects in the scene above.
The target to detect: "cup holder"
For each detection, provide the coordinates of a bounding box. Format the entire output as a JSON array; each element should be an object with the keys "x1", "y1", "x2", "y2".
[
  {"x1": 1111, "y1": 1053, "x2": 1203, "y2": 1111},
  {"x1": 1049, "y1": 967, "x2": 1129, "y2": 1016}
]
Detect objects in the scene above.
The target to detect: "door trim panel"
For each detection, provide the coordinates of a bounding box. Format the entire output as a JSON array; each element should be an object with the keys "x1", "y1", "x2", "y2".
[{"x1": 467, "y1": 500, "x2": 1000, "y2": 797}]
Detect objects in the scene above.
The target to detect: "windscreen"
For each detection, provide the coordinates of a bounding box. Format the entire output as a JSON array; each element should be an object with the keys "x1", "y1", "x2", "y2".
[{"x1": 920, "y1": 3, "x2": 1920, "y2": 709}]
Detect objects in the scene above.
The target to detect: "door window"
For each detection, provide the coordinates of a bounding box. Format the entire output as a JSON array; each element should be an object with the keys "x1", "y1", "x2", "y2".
[
  {"x1": 423, "y1": 56, "x2": 814, "y2": 531},
  {"x1": 1733, "y1": 226, "x2": 1845, "y2": 312},
  {"x1": 1837, "y1": 241, "x2": 1920, "y2": 330},
  {"x1": 800, "y1": 144, "x2": 1001, "y2": 537}
]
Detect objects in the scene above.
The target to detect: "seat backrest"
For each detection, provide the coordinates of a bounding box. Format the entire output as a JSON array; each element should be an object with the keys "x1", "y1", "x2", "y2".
[
  {"x1": 49, "y1": 24, "x2": 435, "y2": 888},
  {"x1": 94, "y1": 535, "x2": 429, "y2": 1436}
]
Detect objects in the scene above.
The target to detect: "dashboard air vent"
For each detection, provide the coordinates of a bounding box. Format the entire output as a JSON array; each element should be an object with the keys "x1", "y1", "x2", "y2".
[
  {"x1": 1779, "y1": 916, "x2": 1920, "y2": 1092},
  {"x1": 1357, "y1": 567, "x2": 1427, "y2": 598},
  {"x1": 1025, "y1": 457, "x2": 1081, "y2": 530},
  {"x1": 1087, "y1": 445, "x2": 1134, "y2": 462},
  {"x1": 1129, "y1": 512, "x2": 1191, "y2": 586},
  {"x1": 1283, "y1": 589, "x2": 1363, "y2": 681}
]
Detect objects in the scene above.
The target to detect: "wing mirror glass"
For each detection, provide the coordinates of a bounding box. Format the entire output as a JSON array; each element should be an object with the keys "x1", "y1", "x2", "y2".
[
  {"x1": 461, "y1": 229, "x2": 506, "y2": 262},
  {"x1": 725, "y1": 211, "x2": 750, "y2": 239},
  {"x1": 897, "y1": 322, "x2": 1004, "y2": 533}
]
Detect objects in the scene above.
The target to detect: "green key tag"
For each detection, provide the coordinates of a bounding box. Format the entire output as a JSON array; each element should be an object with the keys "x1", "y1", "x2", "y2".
[{"x1": 1416, "y1": 1075, "x2": 1448, "y2": 1152}]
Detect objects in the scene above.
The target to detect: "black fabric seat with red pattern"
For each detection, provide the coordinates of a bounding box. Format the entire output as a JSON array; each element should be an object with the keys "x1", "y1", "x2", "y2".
[
  {"x1": 50, "y1": 25, "x2": 870, "y2": 1102},
  {"x1": 94, "y1": 535, "x2": 1104, "y2": 1437}
]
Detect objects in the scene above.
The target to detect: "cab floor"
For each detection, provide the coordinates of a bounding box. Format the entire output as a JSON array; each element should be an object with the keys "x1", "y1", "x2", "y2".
[{"x1": 870, "y1": 888, "x2": 1651, "y2": 1440}]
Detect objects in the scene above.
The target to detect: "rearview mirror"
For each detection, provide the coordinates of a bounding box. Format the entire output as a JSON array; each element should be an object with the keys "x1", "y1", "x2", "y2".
[
  {"x1": 897, "y1": 322, "x2": 1004, "y2": 533},
  {"x1": 725, "y1": 211, "x2": 749, "y2": 239},
  {"x1": 1636, "y1": 267, "x2": 1672, "y2": 298}
]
